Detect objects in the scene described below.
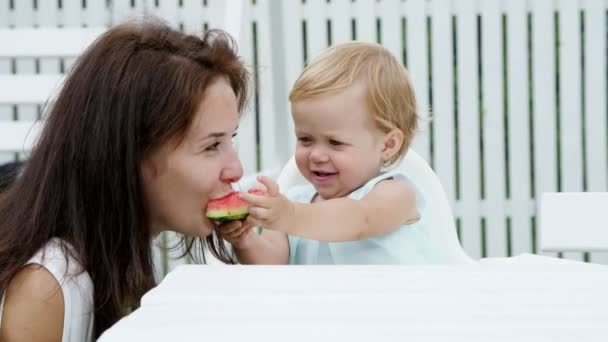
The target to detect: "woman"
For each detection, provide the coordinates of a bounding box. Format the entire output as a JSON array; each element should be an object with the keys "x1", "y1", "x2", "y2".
[{"x1": 0, "y1": 18, "x2": 249, "y2": 341}]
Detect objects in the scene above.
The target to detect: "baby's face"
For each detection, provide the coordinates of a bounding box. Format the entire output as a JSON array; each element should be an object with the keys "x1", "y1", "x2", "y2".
[{"x1": 291, "y1": 82, "x2": 388, "y2": 200}]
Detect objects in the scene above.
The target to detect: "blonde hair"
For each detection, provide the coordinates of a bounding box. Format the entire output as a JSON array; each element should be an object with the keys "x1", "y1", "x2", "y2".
[{"x1": 289, "y1": 42, "x2": 419, "y2": 166}]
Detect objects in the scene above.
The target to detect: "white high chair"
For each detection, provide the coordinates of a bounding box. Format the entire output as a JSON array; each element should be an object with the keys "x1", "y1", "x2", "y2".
[{"x1": 276, "y1": 149, "x2": 475, "y2": 264}]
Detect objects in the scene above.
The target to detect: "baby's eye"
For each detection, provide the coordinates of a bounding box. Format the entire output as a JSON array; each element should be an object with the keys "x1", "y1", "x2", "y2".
[
  {"x1": 329, "y1": 139, "x2": 343, "y2": 146},
  {"x1": 298, "y1": 137, "x2": 312, "y2": 144}
]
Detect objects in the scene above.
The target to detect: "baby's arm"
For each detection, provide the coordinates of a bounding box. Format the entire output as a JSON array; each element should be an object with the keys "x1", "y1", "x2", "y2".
[
  {"x1": 217, "y1": 216, "x2": 289, "y2": 264},
  {"x1": 241, "y1": 176, "x2": 419, "y2": 242}
]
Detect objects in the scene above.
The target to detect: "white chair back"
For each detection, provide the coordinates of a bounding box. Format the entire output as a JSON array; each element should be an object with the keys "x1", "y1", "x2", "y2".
[
  {"x1": 539, "y1": 192, "x2": 608, "y2": 252},
  {"x1": 276, "y1": 149, "x2": 475, "y2": 264}
]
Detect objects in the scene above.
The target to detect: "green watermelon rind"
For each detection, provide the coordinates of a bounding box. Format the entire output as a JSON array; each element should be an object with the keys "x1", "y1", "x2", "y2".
[
  {"x1": 206, "y1": 189, "x2": 266, "y2": 223},
  {"x1": 209, "y1": 214, "x2": 249, "y2": 223},
  {"x1": 206, "y1": 210, "x2": 249, "y2": 223}
]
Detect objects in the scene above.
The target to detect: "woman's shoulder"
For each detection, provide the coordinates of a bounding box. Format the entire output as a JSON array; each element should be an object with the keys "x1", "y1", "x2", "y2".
[
  {"x1": 2, "y1": 238, "x2": 94, "y2": 341},
  {"x1": 1, "y1": 264, "x2": 65, "y2": 340},
  {"x1": 31, "y1": 238, "x2": 86, "y2": 276}
]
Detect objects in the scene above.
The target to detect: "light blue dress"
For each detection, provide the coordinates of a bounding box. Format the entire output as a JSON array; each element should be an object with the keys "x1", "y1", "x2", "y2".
[{"x1": 286, "y1": 170, "x2": 439, "y2": 265}]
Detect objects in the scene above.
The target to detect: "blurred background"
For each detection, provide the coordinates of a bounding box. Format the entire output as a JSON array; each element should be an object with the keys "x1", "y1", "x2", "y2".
[{"x1": 1, "y1": 0, "x2": 607, "y2": 275}]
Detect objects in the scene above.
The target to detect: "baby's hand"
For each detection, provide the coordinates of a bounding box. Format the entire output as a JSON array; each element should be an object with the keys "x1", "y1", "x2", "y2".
[
  {"x1": 239, "y1": 176, "x2": 295, "y2": 233},
  {"x1": 216, "y1": 219, "x2": 257, "y2": 250}
]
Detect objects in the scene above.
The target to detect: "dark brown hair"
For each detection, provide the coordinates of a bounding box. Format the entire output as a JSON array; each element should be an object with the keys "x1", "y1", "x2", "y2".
[{"x1": 0, "y1": 18, "x2": 248, "y2": 337}]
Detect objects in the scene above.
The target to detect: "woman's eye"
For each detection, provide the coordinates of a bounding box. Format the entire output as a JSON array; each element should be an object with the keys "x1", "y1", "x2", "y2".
[{"x1": 205, "y1": 142, "x2": 221, "y2": 152}]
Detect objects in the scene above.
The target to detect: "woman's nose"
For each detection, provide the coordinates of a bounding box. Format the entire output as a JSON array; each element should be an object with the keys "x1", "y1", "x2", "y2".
[{"x1": 221, "y1": 148, "x2": 243, "y2": 183}]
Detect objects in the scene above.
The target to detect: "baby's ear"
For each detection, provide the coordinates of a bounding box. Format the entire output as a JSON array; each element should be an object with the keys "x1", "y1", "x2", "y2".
[{"x1": 381, "y1": 128, "x2": 404, "y2": 162}]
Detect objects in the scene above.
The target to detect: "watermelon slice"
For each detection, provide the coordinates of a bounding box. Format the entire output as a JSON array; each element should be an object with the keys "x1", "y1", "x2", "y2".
[{"x1": 205, "y1": 189, "x2": 265, "y2": 223}]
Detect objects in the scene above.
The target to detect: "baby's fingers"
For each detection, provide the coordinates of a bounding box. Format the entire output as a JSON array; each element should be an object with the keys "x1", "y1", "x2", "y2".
[
  {"x1": 256, "y1": 176, "x2": 280, "y2": 196},
  {"x1": 239, "y1": 192, "x2": 270, "y2": 208},
  {"x1": 245, "y1": 208, "x2": 271, "y2": 227}
]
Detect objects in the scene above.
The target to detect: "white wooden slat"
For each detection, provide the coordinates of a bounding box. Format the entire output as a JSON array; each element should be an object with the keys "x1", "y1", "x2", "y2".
[
  {"x1": 37, "y1": 58, "x2": 61, "y2": 120},
  {"x1": 36, "y1": 2, "x2": 62, "y2": 121},
  {"x1": 37, "y1": 0, "x2": 60, "y2": 27},
  {"x1": 14, "y1": 0, "x2": 37, "y2": 123},
  {"x1": 267, "y1": 1, "x2": 295, "y2": 160},
  {"x1": 235, "y1": 0, "x2": 258, "y2": 176},
  {"x1": 302, "y1": 0, "x2": 328, "y2": 61},
  {"x1": 2, "y1": 0, "x2": 15, "y2": 27},
  {"x1": 206, "y1": 0, "x2": 228, "y2": 31},
  {"x1": 0, "y1": 74, "x2": 63, "y2": 105},
  {"x1": 62, "y1": 0, "x2": 83, "y2": 27},
  {"x1": 84, "y1": 0, "x2": 109, "y2": 27},
  {"x1": 558, "y1": 0, "x2": 584, "y2": 262},
  {"x1": 531, "y1": 0, "x2": 558, "y2": 259},
  {"x1": 455, "y1": 0, "x2": 481, "y2": 259},
  {"x1": 430, "y1": 0, "x2": 456, "y2": 204},
  {"x1": 558, "y1": 0, "x2": 584, "y2": 193},
  {"x1": 377, "y1": 0, "x2": 401, "y2": 59},
  {"x1": 14, "y1": 0, "x2": 34, "y2": 27},
  {"x1": 155, "y1": 0, "x2": 180, "y2": 28},
  {"x1": 506, "y1": 0, "x2": 532, "y2": 257},
  {"x1": 181, "y1": 0, "x2": 205, "y2": 34},
  {"x1": 221, "y1": 0, "x2": 243, "y2": 40},
  {"x1": 110, "y1": 0, "x2": 143, "y2": 25},
  {"x1": 353, "y1": 0, "x2": 375, "y2": 43},
  {"x1": 583, "y1": 0, "x2": 608, "y2": 193},
  {"x1": 406, "y1": 0, "x2": 431, "y2": 163},
  {"x1": 585, "y1": 0, "x2": 608, "y2": 265},
  {"x1": 0, "y1": 120, "x2": 42, "y2": 152},
  {"x1": 255, "y1": 0, "x2": 287, "y2": 171},
  {"x1": 279, "y1": 0, "x2": 304, "y2": 156},
  {"x1": 453, "y1": 198, "x2": 536, "y2": 219},
  {"x1": 0, "y1": 0, "x2": 9, "y2": 27},
  {"x1": 480, "y1": 0, "x2": 507, "y2": 258},
  {"x1": 327, "y1": 0, "x2": 351, "y2": 45},
  {"x1": 0, "y1": 0, "x2": 12, "y2": 128},
  {"x1": 0, "y1": 28, "x2": 105, "y2": 57}
]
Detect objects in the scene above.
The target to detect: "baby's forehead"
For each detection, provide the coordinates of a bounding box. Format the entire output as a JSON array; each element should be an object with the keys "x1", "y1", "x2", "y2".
[{"x1": 294, "y1": 110, "x2": 379, "y2": 136}]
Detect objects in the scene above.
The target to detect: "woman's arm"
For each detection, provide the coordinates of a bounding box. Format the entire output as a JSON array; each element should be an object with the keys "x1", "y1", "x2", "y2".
[
  {"x1": 242, "y1": 176, "x2": 419, "y2": 242},
  {"x1": 0, "y1": 264, "x2": 64, "y2": 342}
]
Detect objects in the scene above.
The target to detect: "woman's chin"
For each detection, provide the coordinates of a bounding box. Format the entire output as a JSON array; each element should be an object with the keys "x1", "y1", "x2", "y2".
[{"x1": 197, "y1": 218, "x2": 216, "y2": 237}]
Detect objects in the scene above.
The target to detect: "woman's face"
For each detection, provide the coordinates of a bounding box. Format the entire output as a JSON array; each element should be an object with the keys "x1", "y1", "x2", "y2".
[{"x1": 141, "y1": 77, "x2": 243, "y2": 237}]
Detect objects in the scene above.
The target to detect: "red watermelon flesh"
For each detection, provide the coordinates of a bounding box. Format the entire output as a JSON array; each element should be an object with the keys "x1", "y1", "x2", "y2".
[{"x1": 206, "y1": 189, "x2": 265, "y2": 223}]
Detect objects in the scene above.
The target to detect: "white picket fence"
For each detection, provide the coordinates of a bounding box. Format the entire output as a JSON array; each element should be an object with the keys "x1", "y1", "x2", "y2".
[{"x1": 1, "y1": 0, "x2": 607, "y2": 272}]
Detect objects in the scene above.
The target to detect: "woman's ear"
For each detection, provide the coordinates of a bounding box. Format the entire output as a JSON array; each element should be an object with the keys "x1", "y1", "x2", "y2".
[
  {"x1": 381, "y1": 128, "x2": 404, "y2": 163},
  {"x1": 140, "y1": 157, "x2": 159, "y2": 183}
]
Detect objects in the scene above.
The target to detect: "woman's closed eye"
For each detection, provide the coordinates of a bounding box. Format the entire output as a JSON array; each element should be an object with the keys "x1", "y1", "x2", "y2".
[
  {"x1": 204, "y1": 133, "x2": 237, "y2": 153},
  {"x1": 204, "y1": 141, "x2": 221, "y2": 152}
]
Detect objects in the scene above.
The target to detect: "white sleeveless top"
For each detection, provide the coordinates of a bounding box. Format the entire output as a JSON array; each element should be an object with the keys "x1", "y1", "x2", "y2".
[{"x1": 0, "y1": 238, "x2": 94, "y2": 341}]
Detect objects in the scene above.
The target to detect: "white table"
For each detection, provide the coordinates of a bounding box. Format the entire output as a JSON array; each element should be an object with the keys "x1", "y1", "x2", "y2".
[{"x1": 100, "y1": 255, "x2": 608, "y2": 341}]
